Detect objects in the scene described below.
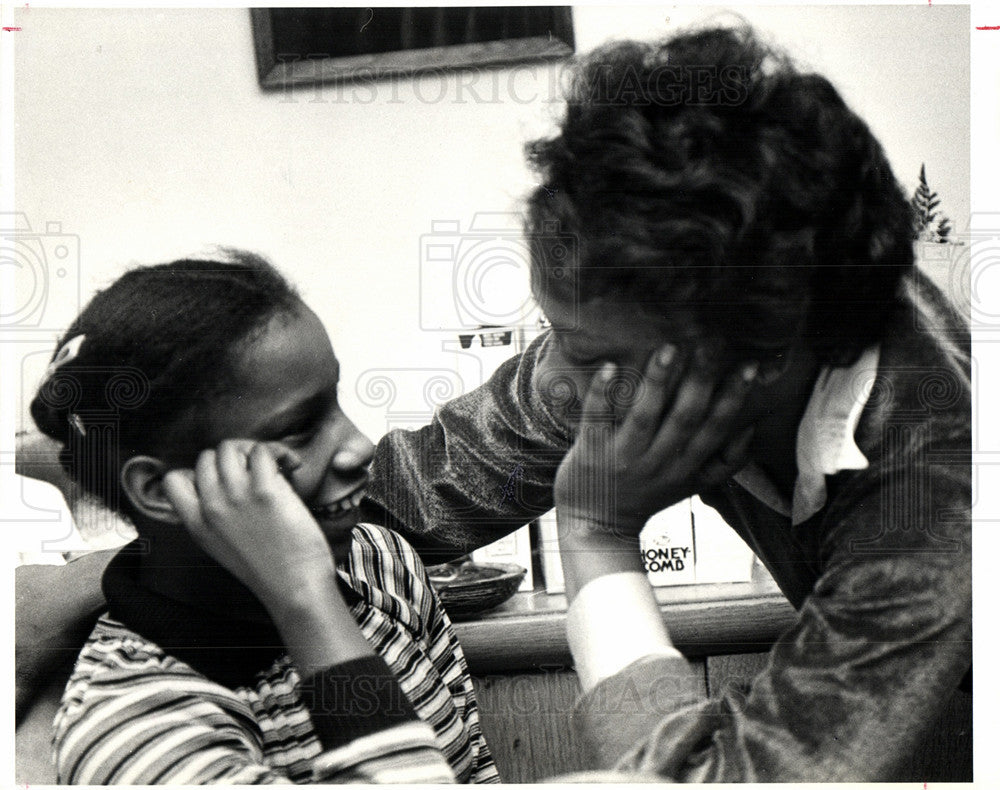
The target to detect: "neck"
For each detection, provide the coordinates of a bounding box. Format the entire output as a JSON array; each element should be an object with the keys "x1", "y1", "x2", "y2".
[
  {"x1": 133, "y1": 522, "x2": 272, "y2": 625},
  {"x1": 746, "y1": 342, "x2": 822, "y2": 498}
]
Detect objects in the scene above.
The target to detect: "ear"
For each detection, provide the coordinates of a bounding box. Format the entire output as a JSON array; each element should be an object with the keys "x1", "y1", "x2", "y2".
[{"x1": 120, "y1": 456, "x2": 185, "y2": 524}]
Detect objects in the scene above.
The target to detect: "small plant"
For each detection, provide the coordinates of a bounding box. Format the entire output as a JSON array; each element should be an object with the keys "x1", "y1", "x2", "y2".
[{"x1": 910, "y1": 163, "x2": 954, "y2": 244}]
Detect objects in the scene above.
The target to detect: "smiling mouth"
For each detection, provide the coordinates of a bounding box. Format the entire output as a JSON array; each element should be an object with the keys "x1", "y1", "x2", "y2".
[{"x1": 310, "y1": 487, "x2": 366, "y2": 521}]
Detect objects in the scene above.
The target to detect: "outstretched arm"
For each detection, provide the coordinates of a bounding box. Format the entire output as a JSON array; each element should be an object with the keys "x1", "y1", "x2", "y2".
[
  {"x1": 15, "y1": 549, "x2": 114, "y2": 724},
  {"x1": 15, "y1": 431, "x2": 122, "y2": 721},
  {"x1": 363, "y1": 332, "x2": 573, "y2": 562}
]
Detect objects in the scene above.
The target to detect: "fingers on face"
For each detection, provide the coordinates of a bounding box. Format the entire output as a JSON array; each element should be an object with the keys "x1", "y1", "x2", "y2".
[
  {"x1": 248, "y1": 442, "x2": 281, "y2": 492},
  {"x1": 194, "y1": 448, "x2": 221, "y2": 500},
  {"x1": 580, "y1": 362, "x2": 616, "y2": 421},
  {"x1": 682, "y1": 361, "x2": 758, "y2": 461},
  {"x1": 666, "y1": 346, "x2": 721, "y2": 434},
  {"x1": 216, "y1": 441, "x2": 250, "y2": 496},
  {"x1": 578, "y1": 362, "x2": 617, "y2": 450},
  {"x1": 617, "y1": 344, "x2": 681, "y2": 447},
  {"x1": 162, "y1": 469, "x2": 203, "y2": 527},
  {"x1": 209, "y1": 440, "x2": 297, "y2": 497}
]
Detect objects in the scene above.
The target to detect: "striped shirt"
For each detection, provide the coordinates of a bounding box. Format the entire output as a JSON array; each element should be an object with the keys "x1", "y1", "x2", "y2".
[{"x1": 53, "y1": 523, "x2": 499, "y2": 784}]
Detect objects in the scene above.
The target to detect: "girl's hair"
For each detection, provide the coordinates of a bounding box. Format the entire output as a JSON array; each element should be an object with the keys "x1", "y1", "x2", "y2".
[
  {"x1": 30, "y1": 249, "x2": 302, "y2": 515},
  {"x1": 525, "y1": 25, "x2": 916, "y2": 366}
]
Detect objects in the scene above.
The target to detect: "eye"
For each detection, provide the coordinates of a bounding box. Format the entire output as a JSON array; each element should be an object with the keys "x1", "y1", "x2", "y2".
[
  {"x1": 282, "y1": 425, "x2": 316, "y2": 447},
  {"x1": 281, "y1": 412, "x2": 324, "y2": 445}
]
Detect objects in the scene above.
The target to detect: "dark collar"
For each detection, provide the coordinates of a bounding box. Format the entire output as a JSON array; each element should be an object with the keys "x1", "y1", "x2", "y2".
[{"x1": 102, "y1": 544, "x2": 363, "y2": 688}]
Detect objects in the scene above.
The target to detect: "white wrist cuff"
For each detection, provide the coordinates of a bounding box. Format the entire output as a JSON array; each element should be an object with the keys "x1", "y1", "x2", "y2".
[{"x1": 566, "y1": 571, "x2": 681, "y2": 691}]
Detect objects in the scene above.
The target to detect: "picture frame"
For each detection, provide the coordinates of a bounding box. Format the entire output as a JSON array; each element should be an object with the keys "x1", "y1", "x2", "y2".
[{"x1": 251, "y1": 7, "x2": 575, "y2": 90}]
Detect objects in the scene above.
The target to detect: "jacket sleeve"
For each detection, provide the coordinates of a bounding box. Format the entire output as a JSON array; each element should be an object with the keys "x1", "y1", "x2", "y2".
[
  {"x1": 54, "y1": 653, "x2": 455, "y2": 784},
  {"x1": 362, "y1": 332, "x2": 572, "y2": 562},
  {"x1": 571, "y1": 446, "x2": 971, "y2": 782}
]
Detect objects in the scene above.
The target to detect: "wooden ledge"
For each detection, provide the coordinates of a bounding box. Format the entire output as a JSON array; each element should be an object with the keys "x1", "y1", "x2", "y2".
[{"x1": 453, "y1": 562, "x2": 797, "y2": 673}]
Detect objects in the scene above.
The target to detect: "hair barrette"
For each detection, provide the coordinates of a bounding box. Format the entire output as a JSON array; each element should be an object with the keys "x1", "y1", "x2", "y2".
[
  {"x1": 68, "y1": 412, "x2": 87, "y2": 438},
  {"x1": 40, "y1": 334, "x2": 86, "y2": 386}
]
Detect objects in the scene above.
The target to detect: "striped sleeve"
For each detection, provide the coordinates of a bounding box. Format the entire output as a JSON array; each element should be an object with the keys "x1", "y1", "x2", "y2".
[
  {"x1": 54, "y1": 642, "x2": 455, "y2": 784},
  {"x1": 351, "y1": 525, "x2": 500, "y2": 782}
]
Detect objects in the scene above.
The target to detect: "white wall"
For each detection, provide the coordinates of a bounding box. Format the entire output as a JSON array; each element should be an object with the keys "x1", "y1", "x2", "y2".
[{"x1": 13, "y1": 5, "x2": 969, "y2": 440}]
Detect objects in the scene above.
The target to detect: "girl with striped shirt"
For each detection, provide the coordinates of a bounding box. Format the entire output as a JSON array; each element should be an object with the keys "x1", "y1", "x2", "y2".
[{"x1": 32, "y1": 252, "x2": 499, "y2": 784}]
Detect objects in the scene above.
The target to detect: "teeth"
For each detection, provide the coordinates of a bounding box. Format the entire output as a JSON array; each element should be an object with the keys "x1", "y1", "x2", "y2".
[{"x1": 313, "y1": 489, "x2": 365, "y2": 519}]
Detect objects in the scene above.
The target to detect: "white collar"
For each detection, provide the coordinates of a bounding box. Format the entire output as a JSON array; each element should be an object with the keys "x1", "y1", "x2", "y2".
[{"x1": 731, "y1": 345, "x2": 881, "y2": 525}]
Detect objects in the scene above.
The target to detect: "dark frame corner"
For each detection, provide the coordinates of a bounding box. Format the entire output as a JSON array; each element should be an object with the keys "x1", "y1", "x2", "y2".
[{"x1": 251, "y1": 7, "x2": 575, "y2": 91}]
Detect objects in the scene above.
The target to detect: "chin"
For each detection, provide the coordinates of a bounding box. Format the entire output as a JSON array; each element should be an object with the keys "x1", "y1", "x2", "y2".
[
  {"x1": 318, "y1": 514, "x2": 357, "y2": 539},
  {"x1": 317, "y1": 514, "x2": 358, "y2": 554}
]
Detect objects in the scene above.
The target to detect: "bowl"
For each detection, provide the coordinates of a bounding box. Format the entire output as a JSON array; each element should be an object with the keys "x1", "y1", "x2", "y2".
[{"x1": 427, "y1": 561, "x2": 527, "y2": 620}]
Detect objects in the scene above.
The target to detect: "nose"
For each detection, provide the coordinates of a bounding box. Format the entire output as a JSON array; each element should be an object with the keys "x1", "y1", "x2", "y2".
[
  {"x1": 329, "y1": 423, "x2": 375, "y2": 476},
  {"x1": 310, "y1": 419, "x2": 375, "y2": 507}
]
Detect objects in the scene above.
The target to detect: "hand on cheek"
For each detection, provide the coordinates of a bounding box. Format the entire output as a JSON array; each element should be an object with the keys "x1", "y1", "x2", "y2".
[
  {"x1": 162, "y1": 440, "x2": 333, "y2": 619},
  {"x1": 554, "y1": 343, "x2": 757, "y2": 542},
  {"x1": 162, "y1": 440, "x2": 376, "y2": 670}
]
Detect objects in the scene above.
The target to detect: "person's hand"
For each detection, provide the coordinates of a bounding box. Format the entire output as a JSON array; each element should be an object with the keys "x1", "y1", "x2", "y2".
[
  {"x1": 162, "y1": 440, "x2": 334, "y2": 619},
  {"x1": 164, "y1": 440, "x2": 377, "y2": 671},
  {"x1": 554, "y1": 344, "x2": 758, "y2": 543}
]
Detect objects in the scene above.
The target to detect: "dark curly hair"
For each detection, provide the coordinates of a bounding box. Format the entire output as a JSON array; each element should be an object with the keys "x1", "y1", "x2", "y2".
[
  {"x1": 525, "y1": 25, "x2": 915, "y2": 365},
  {"x1": 30, "y1": 249, "x2": 302, "y2": 515}
]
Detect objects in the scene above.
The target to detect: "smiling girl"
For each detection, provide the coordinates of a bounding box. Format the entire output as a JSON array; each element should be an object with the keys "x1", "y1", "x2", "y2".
[{"x1": 34, "y1": 252, "x2": 497, "y2": 784}]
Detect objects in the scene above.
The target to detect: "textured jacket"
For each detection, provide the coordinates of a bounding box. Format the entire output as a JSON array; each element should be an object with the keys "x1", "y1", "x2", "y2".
[{"x1": 363, "y1": 269, "x2": 971, "y2": 781}]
